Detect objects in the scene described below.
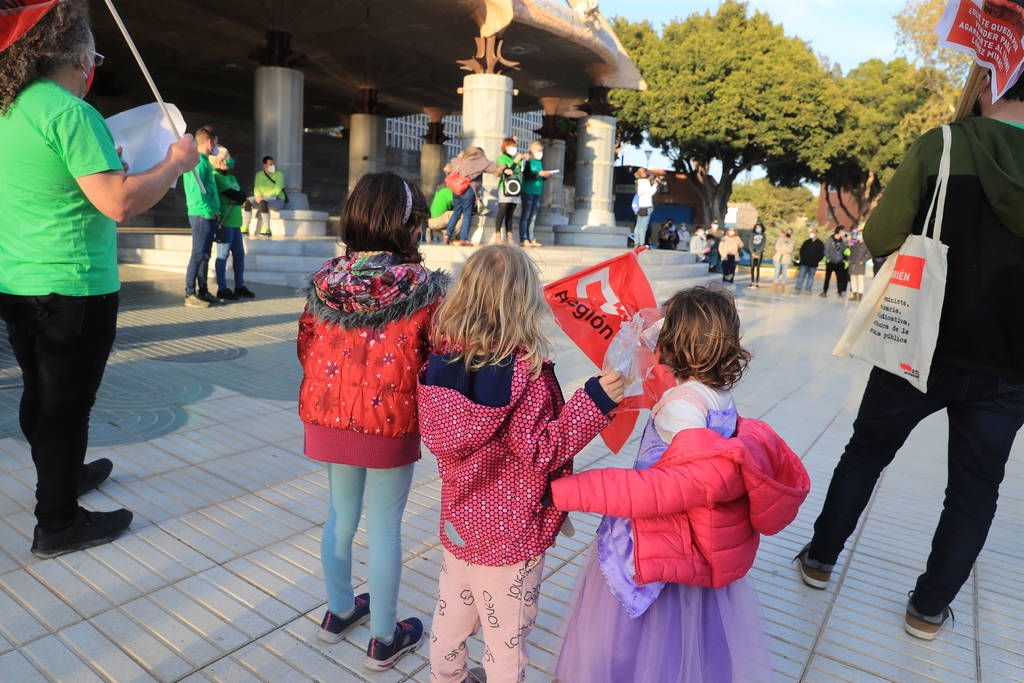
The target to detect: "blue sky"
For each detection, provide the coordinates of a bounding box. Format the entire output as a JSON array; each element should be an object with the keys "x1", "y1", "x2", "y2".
[{"x1": 601, "y1": 0, "x2": 908, "y2": 169}]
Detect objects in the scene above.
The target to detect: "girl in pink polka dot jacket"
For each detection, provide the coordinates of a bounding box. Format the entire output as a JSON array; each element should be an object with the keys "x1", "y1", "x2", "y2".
[{"x1": 418, "y1": 244, "x2": 625, "y2": 683}]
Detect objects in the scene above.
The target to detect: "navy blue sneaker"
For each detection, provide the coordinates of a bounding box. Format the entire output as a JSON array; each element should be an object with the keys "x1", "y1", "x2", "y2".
[
  {"x1": 364, "y1": 617, "x2": 424, "y2": 671},
  {"x1": 316, "y1": 593, "x2": 370, "y2": 644}
]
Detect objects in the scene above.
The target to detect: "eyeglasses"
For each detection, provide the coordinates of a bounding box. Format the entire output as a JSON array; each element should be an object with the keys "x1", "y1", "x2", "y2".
[{"x1": 92, "y1": 51, "x2": 105, "y2": 68}]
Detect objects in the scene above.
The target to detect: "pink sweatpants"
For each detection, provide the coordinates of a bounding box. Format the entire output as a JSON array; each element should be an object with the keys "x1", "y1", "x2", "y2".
[{"x1": 430, "y1": 549, "x2": 545, "y2": 683}]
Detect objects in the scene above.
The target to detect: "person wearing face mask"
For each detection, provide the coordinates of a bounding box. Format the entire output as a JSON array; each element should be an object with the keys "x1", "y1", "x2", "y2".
[
  {"x1": 689, "y1": 227, "x2": 708, "y2": 261},
  {"x1": 0, "y1": 0, "x2": 199, "y2": 558},
  {"x1": 243, "y1": 156, "x2": 286, "y2": 238},
  {"x1": 494, "y1": 137, "x2": 522, "y2": 244},
  {"x1": 795, "y1": 230, "x2": 825, "y2": 294},
  {"x1": 632, "y1": 168, "x2": 657, "y2": 248},
  {"x1": 718, "y1": 227, "x2": 742, "y2": 283},
  {"x1": 210, "y1": 146, "x2": 255, "y2": 301},
  {"x1": 520, "y1": 140, "x2": 552, "y2": 247},
  {"x1": 771, "y1": 228, "x2": 795, "y2": 294},
  {"x1": 846, "y1": 229, "x2": 870, "y2": 302},
  {"x1": 747, "y1": 222, "x2": 767, "y2": 288},
  {"x1": 183, "y1": 126, "x2": 222, "y2": 307}
]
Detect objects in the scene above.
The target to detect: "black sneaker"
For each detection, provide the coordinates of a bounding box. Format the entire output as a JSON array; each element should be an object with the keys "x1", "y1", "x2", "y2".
[
  {"x1": 905, "y1": 594, "x2": 954, "y2": 641},
  {"x1": 216, "y1": 288, "x2": 238, "y2": 301},
  {"x1": 364, "y1": 618, "x2": 424, "y2": 671},
  {"x1": 317, "y1": 593, "x2": 370, "y2": 644},
  {"x1": 31, "y1": 508, "x2": 133, "y2": 559},
  {"x1": 235, "y1": 286, "x2": 256, "y2": 299},
  {"x1": 77, "y1": 459, "x2": 113, "y2": 497},
  {"x1": 198, "y1": 291, "x2": 219, "y2": 304},
  {"x1": 795, "y1": 543, "x2": 833, "y2": 589}
]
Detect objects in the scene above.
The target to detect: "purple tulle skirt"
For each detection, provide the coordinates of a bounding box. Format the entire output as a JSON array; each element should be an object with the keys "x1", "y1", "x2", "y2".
[{"x1": 555, "y1": 547, "x2": 774, "y2": 683}]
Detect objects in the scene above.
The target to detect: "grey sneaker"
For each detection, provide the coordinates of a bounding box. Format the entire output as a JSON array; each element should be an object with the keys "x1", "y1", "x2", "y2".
[
  {"x1": 467, "y1": 666, "x2": 487, "y2": 682},
  {"x1": 184, "y1": 295, "x2": 211, "y2": 308},
  {"x1": 795, "y1": 543, "x2": 833, "y2": 589},
  {"x1": 905, "y1": 596, "x2": 954, "y2": 641}
]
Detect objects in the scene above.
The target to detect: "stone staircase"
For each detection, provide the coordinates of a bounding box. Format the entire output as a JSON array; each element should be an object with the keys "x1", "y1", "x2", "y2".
[{"x1": 117, "y1": 230, "x2": 713, "y2": 291}]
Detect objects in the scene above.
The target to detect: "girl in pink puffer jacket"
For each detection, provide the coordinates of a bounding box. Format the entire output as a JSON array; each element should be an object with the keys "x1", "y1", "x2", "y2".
[{"x1": 554, "y1": 286, "x2": 810, "y2": 683}]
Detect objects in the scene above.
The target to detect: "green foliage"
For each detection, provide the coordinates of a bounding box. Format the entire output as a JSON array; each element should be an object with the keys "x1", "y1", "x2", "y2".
[
  {"x1": 611, "y1": 2, "x2": 839, "y2": 224},
  {"x1": 896, "y1": 0, "x2": 972, "y2": 84},
  {"x1": 731, "y1": 178, "x2": 817, "y2": 227}
]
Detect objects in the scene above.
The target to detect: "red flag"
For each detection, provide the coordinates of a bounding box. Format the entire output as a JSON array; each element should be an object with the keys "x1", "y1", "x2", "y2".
[
  {"x1": 0, "y1": 1, "x2": 58, "y2": 53},
  {"x1": 937, "y1": 0, "x2": 1024, "y2": 102},
  {"x1": 544, "y1": 249, "x2": 675, "y2": 453}
]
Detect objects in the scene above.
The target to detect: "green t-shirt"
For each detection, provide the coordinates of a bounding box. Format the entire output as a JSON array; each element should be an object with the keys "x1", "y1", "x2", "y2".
[
  {"x1": 213, "y1": 170, "x2": 243, "y2": 228},
  {"x1": 523, "y1": 158, "x2": 545, "y2": 196},
  {"x1": 430, "y1": 187, "x2": 454, "y2": 218},
  {"x1": 253, "y1": 169, "x2": 286, "y2": 200},
  {"x1": 184, "y1": 154, "x2": 219, "y2": 219},
  {"x1": 0, "y1": 80, "x2": 123, "y2": 296}
]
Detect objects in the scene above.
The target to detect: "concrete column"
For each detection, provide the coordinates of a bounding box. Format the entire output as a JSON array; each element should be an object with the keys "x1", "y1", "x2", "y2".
[
  {"x1": 419, "y1": 107, "x2": 448, "y2": 198},
  {"x1": 347, "y1": 113, "x2": 387, "y2": 194},
  {"x1": 537, "y1": 138, "x2": 568, "y2": 227},
  {"x1": 571, "y1": 114, "x2": 617, "y2": 227},
  {"x1": 254, "y1": 66, "x2": 305, "y2": 207},
  {"x1": 461, "y1": 74, "x2": 513, "y2": 233}
]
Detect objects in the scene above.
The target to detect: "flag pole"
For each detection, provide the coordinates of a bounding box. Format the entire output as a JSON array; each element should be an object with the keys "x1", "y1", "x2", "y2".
[
  {"x1": 953, "y1": 64, "x2": 987, "y2": 122},
  {"x1": 100, "y1": 0, "x2": 205, "y2": 193}
]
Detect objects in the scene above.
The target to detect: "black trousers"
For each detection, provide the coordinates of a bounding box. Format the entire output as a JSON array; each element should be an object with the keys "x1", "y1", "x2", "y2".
[
  {"x1": 822, "y1": 262, "x2": 848, "y2": 294},
  {"x1": 0, "y1": 293, "x2": 119, "y2": 530},
  {"x1": 495, "y1": 202, "x2": 517, "y2": 237},
  {"x1": 809, "y1": 365, "x2": 1024, "y2": 615},
  {"x1": 750, "y1": 256, "x2": 762, "y2": 284},
  {"x1": 721, "y1": 255, "x2": 737, "y2": 282}
]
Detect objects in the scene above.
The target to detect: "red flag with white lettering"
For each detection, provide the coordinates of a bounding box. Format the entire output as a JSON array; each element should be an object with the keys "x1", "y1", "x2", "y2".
[
  {"x1": 544, "y1": 249, "x2": 675, "y2": 453},
  {"x1": 0, "y1": 1, "x2": 58, "y2": 53},
  {"x1": 937, "y1": 0, "x2": 1024, "y2": 103}
]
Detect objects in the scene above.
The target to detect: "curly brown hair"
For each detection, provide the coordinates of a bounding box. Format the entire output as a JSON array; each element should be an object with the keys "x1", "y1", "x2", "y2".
[
  {"x1": 0, "y1": 0, "x2": 92, "y2": 114},
  {"x1": 657, "y1": 286, "x2": 751, "y2": 390}
]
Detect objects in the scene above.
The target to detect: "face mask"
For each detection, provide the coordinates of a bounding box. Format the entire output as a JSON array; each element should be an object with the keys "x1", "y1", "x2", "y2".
[
  {"x1": 267, "y1": 164, "x2": 277, "y2": 174},
  {"x1": 81, "y1": 64, "x2": 95, "y2": 97},
  {"x1": 533, "y1": 151, "x2": 543, "y2": 160},
  {"x1": 226, "y1": 157, "x2": 236, "y2": 170},
  {"x1": 507, "y1": 146, "x2": 518, "y2": 156},
  {"x1": 810, "y1": 234, "x2": 817, "y2": 240}
]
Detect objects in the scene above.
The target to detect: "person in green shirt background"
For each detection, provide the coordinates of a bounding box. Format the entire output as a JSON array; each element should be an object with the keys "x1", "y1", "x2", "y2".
[
  {"x1": 183, "y1": 125, "x2": 221, "y2": 307},
  {"x1": 210, "y1": 146, "x2": 255, "y2": 301},
  {"x1": 518, "y1": 140, "x2": 553, "y2": 247},
  {"x1": 243, "y1": 155, "x2": 286, "y2": 237},
  {"x1": 494, "y1": 136, "x2": 523, "y2": 244},
  {"x1": 0, "y1": 0, "x2": 198, "y2": 559},
  {"x1": 427, "y1": 185, "x2": 454, "y2": 242}
]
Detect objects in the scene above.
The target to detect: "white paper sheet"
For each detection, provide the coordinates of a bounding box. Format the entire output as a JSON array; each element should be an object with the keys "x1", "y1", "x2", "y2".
[{"x1": 105, "y1": 103, "x2": 187, "y2": 186}]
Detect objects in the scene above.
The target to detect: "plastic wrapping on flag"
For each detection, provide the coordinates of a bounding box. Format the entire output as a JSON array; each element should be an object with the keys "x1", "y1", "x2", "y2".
[{"x1": 0, "y1": 1, "x2": 59, "y2": 53}]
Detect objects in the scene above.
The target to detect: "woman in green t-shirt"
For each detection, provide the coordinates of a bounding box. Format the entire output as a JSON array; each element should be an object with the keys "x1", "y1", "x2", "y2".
[
  {"x1": 494, "y1": 137, "x2": 523, "y2": 244},
  {"x1": 210, "y1": 147, "x2": 255, "y2": 301},
  {"x1": 0, "y1": 1, "x2": 198, "y2": 559}
]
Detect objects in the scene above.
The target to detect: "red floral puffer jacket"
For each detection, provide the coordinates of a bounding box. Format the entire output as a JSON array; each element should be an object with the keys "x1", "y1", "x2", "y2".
[{"x1": 297, "y1": 251, "x2": 448, "y2": 468}]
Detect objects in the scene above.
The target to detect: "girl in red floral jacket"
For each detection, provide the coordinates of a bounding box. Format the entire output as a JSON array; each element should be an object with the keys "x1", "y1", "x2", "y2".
[
  {"x1": 297, "y1": 172, "x2": 448, "y2": 671},
  {"x1": 418, "y1": 245, "x2": 625, "y2": 683}
]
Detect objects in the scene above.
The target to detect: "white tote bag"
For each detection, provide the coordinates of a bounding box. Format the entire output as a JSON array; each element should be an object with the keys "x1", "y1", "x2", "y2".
[{"x1": 833, "y1": 125, "x2": 952, "y2": 392}]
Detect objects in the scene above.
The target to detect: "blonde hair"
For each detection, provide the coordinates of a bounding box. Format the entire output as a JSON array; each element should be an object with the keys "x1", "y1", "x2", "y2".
[{"x1": 431, "y1": 245, "x2": 549, "y2": 376}]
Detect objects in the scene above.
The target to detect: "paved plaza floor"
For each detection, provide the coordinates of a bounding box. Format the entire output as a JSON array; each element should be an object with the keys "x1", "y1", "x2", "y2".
[{"x1": 0, "y1": 265, "x2": 1021, "y2": 682}]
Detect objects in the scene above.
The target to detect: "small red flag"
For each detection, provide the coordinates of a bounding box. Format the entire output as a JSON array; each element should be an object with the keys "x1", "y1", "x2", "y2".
[
  {"x1": 0, "y1": 1, "x2": 58, "y2": 53},
  {"x1": 544, "y1": 249, "x2": 675, "y2": 453}
]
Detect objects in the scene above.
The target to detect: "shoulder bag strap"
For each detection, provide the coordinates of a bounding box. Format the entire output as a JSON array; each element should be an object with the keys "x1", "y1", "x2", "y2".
[{"x1": 922, "y1": 125, "x2": 952, "y2": 242}]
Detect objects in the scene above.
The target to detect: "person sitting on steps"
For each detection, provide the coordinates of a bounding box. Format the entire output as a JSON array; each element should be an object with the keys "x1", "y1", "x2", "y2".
[{"x1": 243, "y1": 155, "x2": 286, "y2": 238}]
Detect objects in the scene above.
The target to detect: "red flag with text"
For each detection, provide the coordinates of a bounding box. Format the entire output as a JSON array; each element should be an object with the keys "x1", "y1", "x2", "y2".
[
  {"x1": 937, "y1": 0, "x2": 1024, "y2": 102},
  {"x1": 0, "y1": 1, "x2": 58, "y2": 53},
  {"x1": 543, "y1": 249, "x2": 676, "y2": 453}
]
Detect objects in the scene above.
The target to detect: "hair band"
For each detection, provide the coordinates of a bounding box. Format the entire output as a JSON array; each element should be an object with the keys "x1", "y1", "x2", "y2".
[{"x1": 402, "y1": 180, "x2": 413, "y2": 224}]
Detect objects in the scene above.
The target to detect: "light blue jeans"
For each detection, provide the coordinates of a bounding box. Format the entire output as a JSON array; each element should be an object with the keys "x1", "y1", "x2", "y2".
[
  {"x1": 322, "y1": 463, "x2": 415, "y2": 639},
  {"x1": 633, "y1": 212, "x2": 652, "y2": 247}
]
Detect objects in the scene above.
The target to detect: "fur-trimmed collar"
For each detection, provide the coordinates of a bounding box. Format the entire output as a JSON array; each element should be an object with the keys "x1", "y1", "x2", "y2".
[{"x1": 305, "y1": 268, "x2": 449, "y2": 330}]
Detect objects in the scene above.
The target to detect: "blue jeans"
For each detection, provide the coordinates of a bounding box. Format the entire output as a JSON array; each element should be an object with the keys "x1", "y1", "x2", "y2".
[
  {"x1": 633, "y1": 213, "x2": 651, "y2": 247},
  {"x1": 809, "y1": 365, "x2": 1024, "y2": 615},
  {"x1": 446, "y1": 188, "x2": 476, "y2": 242},
  {"x1": 796, "y1": 265, "x2": 816, "y2": 292},
  {"x1": 215, "y1": 228, "x2": 245, "y2": 290},
  {"x1": 186, "y1": 216, "x2": 216, "y2": 296},
  {"x1": 322, "y1": 463, "x2": 415, "y2": 639},
  {"x1": 519, "y1": 194, "x2": 542, "y2": 243},
  {"x1": 773, "y1": 260, "x2": 789, "y2": 285}
]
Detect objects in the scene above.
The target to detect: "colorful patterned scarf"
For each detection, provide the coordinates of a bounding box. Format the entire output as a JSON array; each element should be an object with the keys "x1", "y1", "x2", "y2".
[{"x1": 311, "y1": 251, "x2": 430, "y2": 314}]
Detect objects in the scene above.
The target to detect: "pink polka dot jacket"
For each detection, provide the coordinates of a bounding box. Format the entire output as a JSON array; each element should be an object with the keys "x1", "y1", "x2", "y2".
[{"x1": 419, "y1": 355, "x2": 616, "y2": 566}]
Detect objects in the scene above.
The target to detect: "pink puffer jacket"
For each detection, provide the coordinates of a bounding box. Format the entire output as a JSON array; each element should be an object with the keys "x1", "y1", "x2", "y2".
[{"x1": 552, "y1": 417, "x2": 809, "y2": 588}]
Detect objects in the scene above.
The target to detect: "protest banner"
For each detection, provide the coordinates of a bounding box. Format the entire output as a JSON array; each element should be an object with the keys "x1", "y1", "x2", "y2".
[
  {"x1": 544, "y1": 249, "x2": 675, "y2": 453},
  {"x1": 938, "y1": 0, "x2": 1024, "y2": 115}
]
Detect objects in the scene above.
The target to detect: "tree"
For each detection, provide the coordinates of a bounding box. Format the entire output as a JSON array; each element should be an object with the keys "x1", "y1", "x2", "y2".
[
  {"x1": 731, "y1": 178, "x2": 817, "y2": 227},
  {"x1": 611, "y1": 2, "x2": 839, "y2": 226},
  {"x1": 818, "y1": 59, "x2": 936, "y2": 226}
]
